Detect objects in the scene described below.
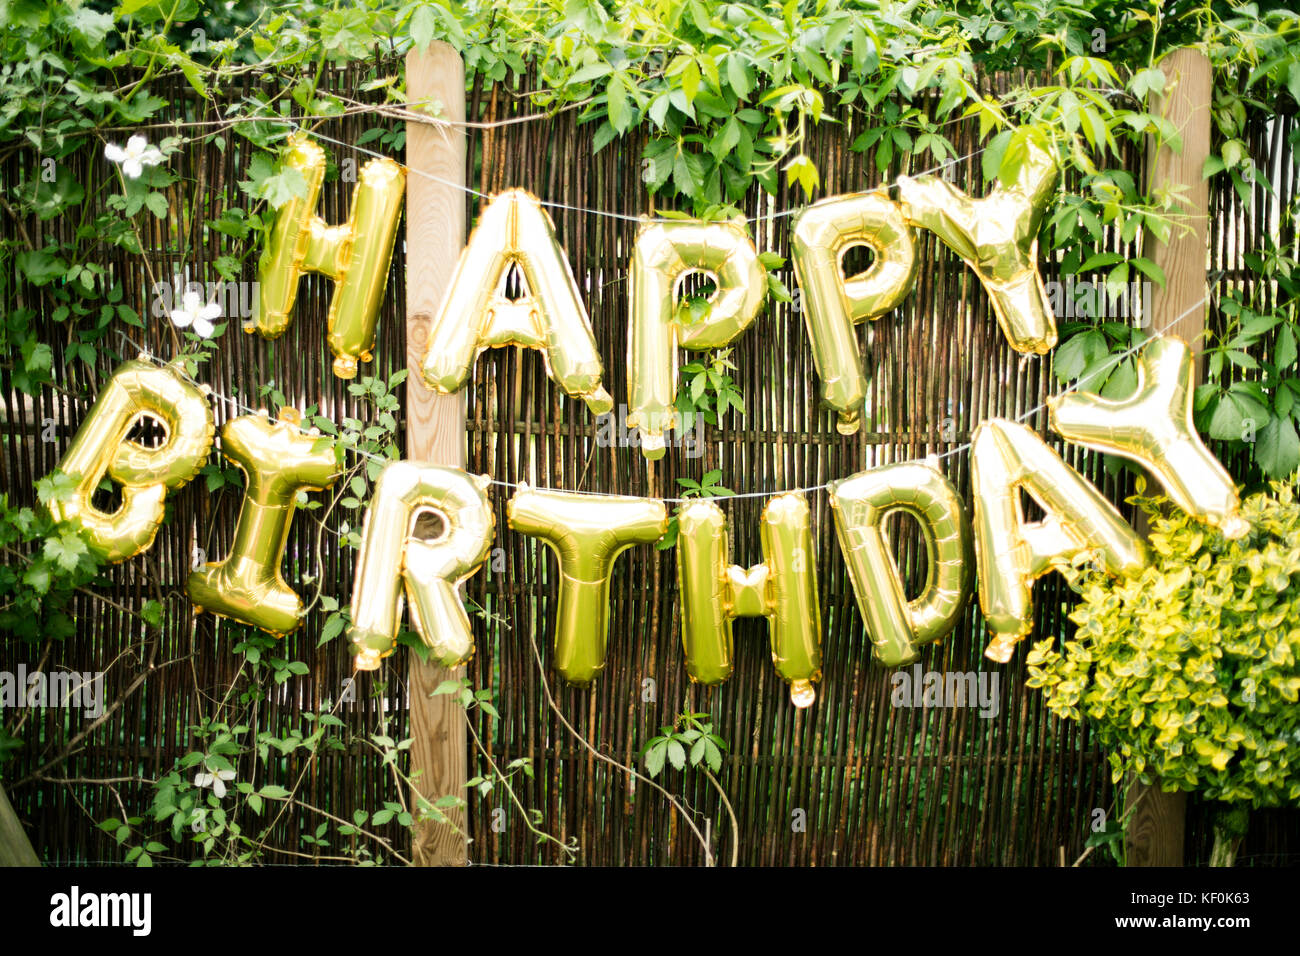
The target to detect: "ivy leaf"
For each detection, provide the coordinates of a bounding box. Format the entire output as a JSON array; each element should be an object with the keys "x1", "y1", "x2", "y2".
[
  {"x1": 1275, "y1": 325, "x2": 1297, "y2": 371},
  {"x1": 1256, "y1": 416, "x2": 1300, "y2": 478},
  {"x1": 16, "y1": 250, "x2": 68, "y2": 286},
  {"x1": 783, "y1": 153, "x2": 818, "y2": 198},
  {"x1": 409, "y1": 4, "x2": 436, "y2": 49},
  {"x1": 644, "y1": 740, "x2": 667, "y2": 777},
  {"x1": 44, "y1": 530, "x2": 87, "y2": 572},
  {"x1": 666, "y1": 739, "x2": 687, "y2": 772},
  {"x1": 144, "y1": 192, "x2": 169, "y2": 218}
]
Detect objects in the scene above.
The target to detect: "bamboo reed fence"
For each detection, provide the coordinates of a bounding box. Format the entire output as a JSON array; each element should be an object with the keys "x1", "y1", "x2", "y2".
[{"x1": 1, "y1": 60, "x2": 1296, "y2": 866}]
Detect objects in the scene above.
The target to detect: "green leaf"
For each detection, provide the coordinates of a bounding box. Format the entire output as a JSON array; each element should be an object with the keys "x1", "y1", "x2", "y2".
[
  {"x1": 1276, "y1": 326, "x2": 1297, "y2": 371},
  {"x1": 409, "y1": 4, "x2": 436, "y2": 49},
  {"x1": 1256, "y1": 416, "x2": 1300, "y2": 478}
]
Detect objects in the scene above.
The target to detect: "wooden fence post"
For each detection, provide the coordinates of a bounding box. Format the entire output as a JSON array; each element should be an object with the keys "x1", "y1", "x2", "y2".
[
  {"x1": 1125, "y1": 46, "x2": 1212, "y2": 868},
  {"x1": 0, "y1": 782, "x2": 39, "y2": 866},
  {"x1": 404, "y1": 42, "x2": 469, "y2": 867}
]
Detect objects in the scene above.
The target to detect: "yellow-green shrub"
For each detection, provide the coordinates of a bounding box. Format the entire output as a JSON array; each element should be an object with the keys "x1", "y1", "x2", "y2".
[{"x1": 1027, "y1": 482, "x2": 1300, "y2": 807}]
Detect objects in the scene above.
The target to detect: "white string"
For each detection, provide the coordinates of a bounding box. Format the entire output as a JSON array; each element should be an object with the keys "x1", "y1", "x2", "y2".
[
  {"x1": 290, "y1": 121, "x2": 987, "y2": 226},
  {"x1": 119, "y1": 288, "x2": 1209, "y2": 506}
]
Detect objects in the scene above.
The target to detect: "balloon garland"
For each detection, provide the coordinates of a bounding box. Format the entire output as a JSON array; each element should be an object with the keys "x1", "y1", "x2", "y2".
[{"x1": 38, "y1": 134, "x2": 1253, "y2": 709}]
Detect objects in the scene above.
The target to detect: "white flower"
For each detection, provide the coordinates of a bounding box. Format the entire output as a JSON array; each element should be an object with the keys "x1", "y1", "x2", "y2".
[
  {"x1": 170, "y1": 290, "x2": 222, "y2": 338},
  {"x1": 104, "y1": 134, "x2": 165, "y2": 180},
  {"x1": 194, "y1": 768, "x2": 236, "y2": 799}
]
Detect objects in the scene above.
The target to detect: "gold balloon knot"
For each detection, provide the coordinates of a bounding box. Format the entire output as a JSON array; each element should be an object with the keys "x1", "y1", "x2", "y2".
[
  {"x1": 586, "y1": 386, "x2": 614, "y2": 416},
  {"x1": 1219, "y1": 514, "x2": 1250, "y2": 541},
  {"x1": 277, "y1": 406, "x2": 302, "y2": 426},
  {"x1": 983, "y1": 634, "x2": 1018, "y2": 664},
  {"x1": 354, "y1": 648, "x2": 383, "y2": 672},
  {"x1": 789, "y1": 679, "x2": 816, "y2": 709},
  {"x1": 640, "y1": 431, "x2": 667, "y2": 460},
  {"x1": 333, "y1": 355, "x2": 359, "y2": 379}
]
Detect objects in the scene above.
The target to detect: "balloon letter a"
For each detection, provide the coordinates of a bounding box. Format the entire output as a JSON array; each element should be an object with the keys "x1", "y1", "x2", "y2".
[
  {"x1": 971, "y1": 419, "x2": 1146, "y2": 663},
  {"x1": 421, "y1": 189, "x2": 613, "y2": 416}
]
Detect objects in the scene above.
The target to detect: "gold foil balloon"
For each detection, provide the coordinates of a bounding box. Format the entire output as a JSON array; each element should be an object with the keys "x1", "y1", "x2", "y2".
[
  {"x1": 828, "y1": 460, "x2": 972, "y2": 667},
  {"x1": 347, "y1": 462, "x2": 495, "y2": 671},
  {"x1": 791, "y1": 190, "x2": 918, "y2": 435},
  {"x1": 507, "y1": 485, "x2": 666, "y2": 685},
  {"x1": 1049, "y1": 334, "x2": 1249, "y2": 538},
  {"x1": 188, "y1": 408, "x2": 339, "y2": 635},
  {"x1": 251, "y1": 133, "x2": 407, "y2": 379},
  {"x1": 421, "y1": 189, "x2": 613, "y2": 416},
  {"x1": 971, "y1": 418, "x2": 1147, "y2": 662},
  {"x1": 47, "y1": 357, "x2": 213, "y2": 562},
  {"x1": 627, "y1": 218, "x2": 767, "y2": 458},
  {"x1": 676, "y1": 494, "x2": 822, "y2": 708},
  {"x1": 896, "y1": 138, "x2": 1059, "y2": 354}
]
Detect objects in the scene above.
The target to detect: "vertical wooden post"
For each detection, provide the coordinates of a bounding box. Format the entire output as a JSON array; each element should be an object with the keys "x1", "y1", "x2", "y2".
[
  {"x1": 0, "y1": 783, "x2": 39, "y2": 866},
  {"x1": 1125, "y1": 47, "x2": 1212, "y2": 868},
  {"x1": 405, "y1": 42, "x2": 469, "y2": 867}
]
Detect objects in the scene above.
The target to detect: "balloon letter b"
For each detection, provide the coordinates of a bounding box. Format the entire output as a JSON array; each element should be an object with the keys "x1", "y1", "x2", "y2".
[
  {"x1": 47, "y1": 358, "x2": 213, "y2": 562},
  {"x1": 508, "y1": 487, "x2": 666, "y2": 685},
  {"x1": 829, "y1": 461, "x2": 972, "y2": 667},
  {"x1": 677, "y1": 494, "x2": 822, "y2": 707},
  {"x1": 188, "y1": 408, "x2": 339, "y2": 635},
  {"x1": 348, "y1": 463, "x2": 496, "y2": 671},
  {"x1": 252, "y1": 134, "x2": 407, "y2": 379},
  {"x1": 971, "y1": 419, "x2": 1147, "y2": 662},
  {"x1": 627, "y1": 219, "x2": 767, "y2": 458}
]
